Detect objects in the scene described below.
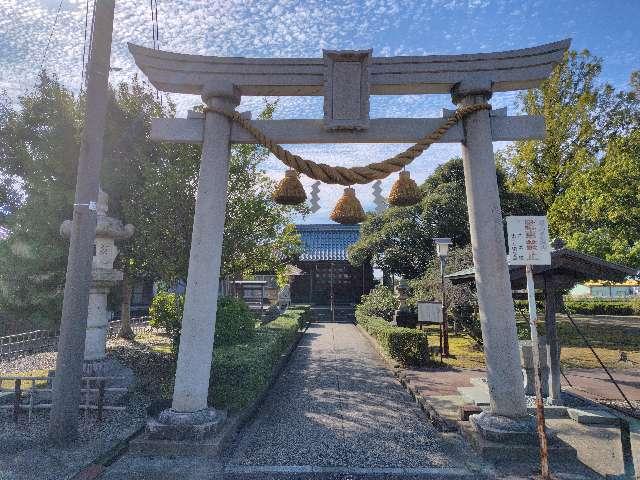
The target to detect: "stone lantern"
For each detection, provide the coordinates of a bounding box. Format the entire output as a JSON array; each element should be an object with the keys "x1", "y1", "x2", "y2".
[
  {"x1": 392, "y1": 279, "x2": 417, "y2": 328},
  {"x1": 61, "y1": 190, "x2": 134, "y2": 373}
]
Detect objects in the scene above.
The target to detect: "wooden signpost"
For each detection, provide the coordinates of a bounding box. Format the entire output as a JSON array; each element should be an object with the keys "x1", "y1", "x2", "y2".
[{"x1": 506, "y1": 216, "x2": 552, "y2": 479}]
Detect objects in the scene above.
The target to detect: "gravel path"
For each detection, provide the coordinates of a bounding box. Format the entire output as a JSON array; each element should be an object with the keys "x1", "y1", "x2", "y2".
[
  {"x1": 226, "y1": 322, "x2": 484, "y2": 470},
  {"x1": 0, "y1": 351, "x2": 57, "y2": 374},
  {"x1": 0, "y1": 390, "x2": 146, "y2": 480}
]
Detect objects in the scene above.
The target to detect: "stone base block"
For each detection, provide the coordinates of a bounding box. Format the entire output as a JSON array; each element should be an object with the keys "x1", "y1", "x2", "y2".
[
  {"x1": 459, "y1": 420, "x2": 577, "y2": 462},
  {"x1": 527, "y1": 405, "x2": 568, "y2": 419},
  {"x1": 131, "y1": 413, "x2": 238, "y2": 458},
  {"x1": 146, "y1": 408, "x2": 227, "y2": 441},
  {"x1": 567, "y1": 408, "x2": 621, "y2": 426},
  {"x1": 82, "y1": 358, "x2": 134, "y2": 404},
  {"x1": 459, "y1": 404, "x2": 483, "y2": 421},
  {"x1": 469, "y1": 411, "x2": 540, "y2": 444}
]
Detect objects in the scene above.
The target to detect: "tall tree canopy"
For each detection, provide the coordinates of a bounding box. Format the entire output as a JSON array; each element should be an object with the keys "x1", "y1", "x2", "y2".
[
  {"x1": 498, "y1": 50, "x2": 639, "y2": 212},
  {"x1": 0, "y1": 73, "x2": 301, "y2": 332},
  {"x1": 549, "y1": 130, "x2": 640, "y2": 268},
  {"x1": 348, "y1": 157, "x2": 541, "y2": 279},
  {"x1": 499, "y1": 50, "x2": 639, "y2": 267}
]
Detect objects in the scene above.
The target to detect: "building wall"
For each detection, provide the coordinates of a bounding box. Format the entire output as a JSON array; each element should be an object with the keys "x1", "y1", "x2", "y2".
[{"x1": 290, "y1": 260, "x2": 374, "y2": 305}]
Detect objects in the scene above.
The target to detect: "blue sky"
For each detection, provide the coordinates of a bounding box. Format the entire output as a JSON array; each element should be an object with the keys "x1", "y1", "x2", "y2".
[{"x1": 1, "y1": 0, "x2": 638, "y2": 222}]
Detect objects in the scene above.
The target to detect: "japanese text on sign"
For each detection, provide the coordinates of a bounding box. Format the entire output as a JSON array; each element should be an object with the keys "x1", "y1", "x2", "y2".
[{"x1": 506, "y1": 216, "x2": 551, "y2": 266}]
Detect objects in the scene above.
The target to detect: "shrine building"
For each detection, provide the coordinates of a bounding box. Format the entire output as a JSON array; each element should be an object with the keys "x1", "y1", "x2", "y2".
[{"x1": 290, "y1": 224, "x2": 374, "y2": 306}]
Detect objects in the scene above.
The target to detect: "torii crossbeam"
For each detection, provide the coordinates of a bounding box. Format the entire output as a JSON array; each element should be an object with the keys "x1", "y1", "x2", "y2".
[{"x1": 129, "y1": 39, "x2": 571, "y2": 444}]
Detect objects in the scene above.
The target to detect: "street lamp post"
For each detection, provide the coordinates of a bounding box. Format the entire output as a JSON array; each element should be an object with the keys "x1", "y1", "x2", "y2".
[{"x1": 434, "y1": 238, "x2": 453, "y2": 357}]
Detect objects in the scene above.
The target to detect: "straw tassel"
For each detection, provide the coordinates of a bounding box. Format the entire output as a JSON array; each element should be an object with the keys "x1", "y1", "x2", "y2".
[
  {"x1": 330, "y1": 187, "x2": 366, "y2": 225},
  {"x1": 272, "y1": 169, "x2": 306, "y2": 205},
  {"x1": 388, "y1": 171, "x2": 421, "y2": 207}
]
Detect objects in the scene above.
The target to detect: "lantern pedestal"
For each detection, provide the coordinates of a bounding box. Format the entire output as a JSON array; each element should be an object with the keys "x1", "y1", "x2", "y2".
[{"x1": 392, "y1": 310, "x2": 417, "y2": 328}]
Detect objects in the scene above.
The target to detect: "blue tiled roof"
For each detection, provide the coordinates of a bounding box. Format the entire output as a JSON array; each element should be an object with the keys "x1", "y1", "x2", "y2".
[{"x1": 296, "y1": 224, "x2": 360, "y2": 261}]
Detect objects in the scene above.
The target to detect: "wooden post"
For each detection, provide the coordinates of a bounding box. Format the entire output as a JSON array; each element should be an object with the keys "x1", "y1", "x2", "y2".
[
  {"x1": 49, "y1": 0, "x2": 115, "y2": 443},
  {"x1": 13, "y1": 379, "x2": 21, "y2": 422},
  {"x1": 97, "y1": 379, "x2": 105, "y2": 422},
  {"x1": 526, "y1": 264, "x2": 550, "y2": 479}
]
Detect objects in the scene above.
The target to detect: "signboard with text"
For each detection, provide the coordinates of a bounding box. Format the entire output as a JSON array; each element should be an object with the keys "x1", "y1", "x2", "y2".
[
  {"x1": 417, "y1": 301, "x2": 443, "y2": 324},
  {"x1": 506, "y1": 216, "x2": 551, "y2": 266}
]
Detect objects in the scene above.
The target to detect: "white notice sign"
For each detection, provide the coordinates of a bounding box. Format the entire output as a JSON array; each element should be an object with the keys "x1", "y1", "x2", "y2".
[
  {"x1": 506, "y1": 216, "x2": 551, "y2": 266},
  {"x1": 417, "y1": 301, "x2": 443, "y2": 324}
]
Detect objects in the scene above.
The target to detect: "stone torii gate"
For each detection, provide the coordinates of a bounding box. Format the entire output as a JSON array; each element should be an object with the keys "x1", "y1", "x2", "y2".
[{"x1": 129, "y1": 39, "x2": 570, "y2": 441}]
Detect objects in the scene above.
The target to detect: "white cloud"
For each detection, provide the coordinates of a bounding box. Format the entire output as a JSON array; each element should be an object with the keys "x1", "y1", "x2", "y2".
[{"x1": 2, "y1": 0, "x2": 637, "y2": 224}]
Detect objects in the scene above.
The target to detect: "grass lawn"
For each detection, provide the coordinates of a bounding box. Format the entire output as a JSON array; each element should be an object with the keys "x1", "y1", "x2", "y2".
[
  {"x1": 421, "y1": 314, "x2": 640, "y2": 370},
  {"x1": 0, "y1": 369, "x2": 51, "y2": 389}
]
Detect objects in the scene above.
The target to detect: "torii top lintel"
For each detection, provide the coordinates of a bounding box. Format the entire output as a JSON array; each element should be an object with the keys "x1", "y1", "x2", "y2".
[{"x1": 128, "y1": 39, "x2": 570, "y2": 97}]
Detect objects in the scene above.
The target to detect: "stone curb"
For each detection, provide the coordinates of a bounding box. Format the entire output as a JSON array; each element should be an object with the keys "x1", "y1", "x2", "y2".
[
  {"x1": 354, "y1": 323, "x2": 457, "y2": 432},
  {"x1": 70, "y1": 424, "x2": 145, "y2": 480}
]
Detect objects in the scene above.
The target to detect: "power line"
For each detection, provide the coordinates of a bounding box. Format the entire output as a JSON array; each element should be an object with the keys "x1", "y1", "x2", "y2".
[
  {"x1": 79, "y1": 0, "x2": 91, "y2": 93},
  {"x1": 38, "y1": 0, "x2": 65, "y2": 74}
]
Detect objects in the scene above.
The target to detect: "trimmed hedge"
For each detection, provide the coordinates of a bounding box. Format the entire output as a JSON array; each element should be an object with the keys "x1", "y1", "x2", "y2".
[
  {"x1": 356, "y1": 312, "x2": 429, "y2": 366},
  {"x1": 564, "y1": 299, "x2": 640, "y2": 316},
  {"x1": 209, "y1": 306, "x2": 309, "y2": 411}
]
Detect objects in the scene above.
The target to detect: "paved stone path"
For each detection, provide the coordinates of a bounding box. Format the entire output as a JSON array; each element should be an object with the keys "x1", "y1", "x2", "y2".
[
  {"x1": 225, "y1": 322, "x2": 483, "y2": 472},
  {"x1": 102, "y1": 322, "x2": 488, "y2": 479}
]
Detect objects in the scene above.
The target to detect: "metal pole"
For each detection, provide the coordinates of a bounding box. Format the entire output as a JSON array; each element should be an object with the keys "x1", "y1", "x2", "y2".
[
  {"x1": 440, "y1": 256, "x2": 449, "y2": 356},
  {"x1": 526, "y1": 264, "x2": 550, "y2": 479},
  {"x1": 48, "y1": 0, "x2": 115, "y2": 443}
]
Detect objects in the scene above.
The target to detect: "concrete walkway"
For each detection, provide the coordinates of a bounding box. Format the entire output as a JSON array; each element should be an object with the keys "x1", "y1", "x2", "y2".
[{"x1": 102, "y1": 322, "x2": 488, "y2": 479}]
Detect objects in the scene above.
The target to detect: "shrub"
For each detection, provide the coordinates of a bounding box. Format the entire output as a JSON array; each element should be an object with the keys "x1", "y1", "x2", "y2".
[
  {"x1": 215, "y1": 296, "x2": 256, "y2": 346},
  {"x1": 356, "y1": 286, "x2": 396, "y2": 321},
  {"x1": 148, "y1": 291, "x2": 183, "y2": 338},
  {"x1": 149, "y1": 293, "x2": 257, "y2": 350},
  {"x1": 209, "y1": 306, "x2": 309, "y2": 411},
  {"x1": 356, "y1": 312, "x2": 429, "y2": 366},
  {"x1": 564, "y1": 299, "x2": 640, "y2": 316}
]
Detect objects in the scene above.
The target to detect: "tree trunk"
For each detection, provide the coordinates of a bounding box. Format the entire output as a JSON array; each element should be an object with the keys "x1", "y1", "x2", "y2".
[{"x1": 117, "y1": 275, "x2": 134, "y2": 340}]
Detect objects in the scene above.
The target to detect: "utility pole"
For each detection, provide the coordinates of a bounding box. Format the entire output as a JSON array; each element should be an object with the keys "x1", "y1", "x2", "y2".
[{"x1": 49, "y1": 0, "x2": 115, "y2": 443}]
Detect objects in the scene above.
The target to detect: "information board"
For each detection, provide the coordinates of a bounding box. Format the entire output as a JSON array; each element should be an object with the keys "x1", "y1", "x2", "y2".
[
  {"x1": 506, "y1": 216, "x2": 551, "y2": 266},
  {"x1": 417, "y1": 301, "x2": 443, "y2": 324}
]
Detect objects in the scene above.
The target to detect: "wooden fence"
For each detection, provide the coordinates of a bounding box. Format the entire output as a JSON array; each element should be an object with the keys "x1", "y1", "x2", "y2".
[
  {"x1": 0, "y1": 316, "x2": 151, "y2": 361},
  {"x1": 0, "y1": 375, "x2": 127, "y2": 422},
  {"x1": 0, "y1": 330, "x2": 58, "y2": 360}
]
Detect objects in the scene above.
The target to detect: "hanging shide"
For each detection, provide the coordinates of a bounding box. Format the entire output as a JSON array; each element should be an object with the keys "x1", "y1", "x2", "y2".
[
  {"x1": 330, "y1": 187, "x2": 366, "y2": 225},
  {"x1": 272, "y1": 169, "x2": 306, "y2": 205},
  {"x1": 388, "y1": 171, "x2": 421, "y2": 207}
]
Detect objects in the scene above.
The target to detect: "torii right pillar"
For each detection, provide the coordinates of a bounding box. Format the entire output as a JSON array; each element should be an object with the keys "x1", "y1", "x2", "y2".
[{"x1": 453, "y1": 80, "x2": 534, "y2": 439}]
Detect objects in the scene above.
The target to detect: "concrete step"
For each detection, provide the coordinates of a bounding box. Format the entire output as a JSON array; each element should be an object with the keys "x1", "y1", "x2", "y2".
[
  {"x1": 221, "y1": 465, "x2": 486, "y2": 479},
  {"x1": 310, "y1": 307, "x2": 355, "y2": 323}
]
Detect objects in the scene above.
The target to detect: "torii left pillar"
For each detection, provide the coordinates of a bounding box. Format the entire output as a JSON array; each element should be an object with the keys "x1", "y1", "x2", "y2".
[{"x1": 147, "y1": 82, "x2": 240, "y2": 439}]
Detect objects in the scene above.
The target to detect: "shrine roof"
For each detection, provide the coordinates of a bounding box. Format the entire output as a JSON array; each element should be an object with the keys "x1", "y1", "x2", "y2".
[
  {"x1": 296, "y1": 224, "x2": 360, "y2": 262},
  {"x1": 446, "y1": 247, "x2": 638, "y2": 290}
]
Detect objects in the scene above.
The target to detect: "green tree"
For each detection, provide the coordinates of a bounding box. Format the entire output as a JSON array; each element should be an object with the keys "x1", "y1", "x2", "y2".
[
  {"x1": 549, "y1": 130, "x2": 640, "y2": 268},
  {"x1": 0, "y1": 73, "x2": 302, "y2": 333},
  {"x1": 0, "y1": 73, "x2": 80, "y2": 331},
  {"x1": 499, "y1": 50, "x2": 639, "y2": 213},
  {"x1": 348, "y1": 157, "x2": 540, "y2": 279}
]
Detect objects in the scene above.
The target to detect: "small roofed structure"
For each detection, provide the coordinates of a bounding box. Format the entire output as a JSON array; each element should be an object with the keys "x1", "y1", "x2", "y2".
[
  {"x1": 446, "y1": 239, "x2": 638, "y2": 405},
  {"x1": 290, "y1": 224, "x2": 374, "y2": 305}
]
